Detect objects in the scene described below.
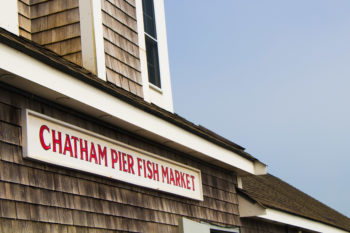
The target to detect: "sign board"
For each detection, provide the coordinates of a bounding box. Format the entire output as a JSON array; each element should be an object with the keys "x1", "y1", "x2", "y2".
[{"x1": 22, "y1": 110, "x2": 203, "y2": 201}]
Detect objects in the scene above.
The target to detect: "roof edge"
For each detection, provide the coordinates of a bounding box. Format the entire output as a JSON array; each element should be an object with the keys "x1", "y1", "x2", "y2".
[
  {"x1": 260, "y1": 207, "x2": 350, "y2": 233},
  {"x1": 0, "y1": 27, "x2": 261, "y2": 164}
]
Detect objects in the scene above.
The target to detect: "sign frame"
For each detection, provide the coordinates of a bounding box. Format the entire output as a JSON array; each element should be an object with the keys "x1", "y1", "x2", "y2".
[{"x1": 22, "y1": 109, "x2": 203, "y2": 201}]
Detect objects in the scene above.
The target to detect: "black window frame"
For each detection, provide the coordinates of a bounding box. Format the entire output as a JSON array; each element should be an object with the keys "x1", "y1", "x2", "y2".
[
  {"x1": 142, "y1": 0, "x2": 161, "y2": 88},
  {"x1": 211, "y1": 230, "x2": 236, "y2": 233}
]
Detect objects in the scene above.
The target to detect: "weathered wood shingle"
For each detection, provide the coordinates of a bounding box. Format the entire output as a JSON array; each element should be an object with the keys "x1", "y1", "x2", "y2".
[
  {"x1": 18, "y1": 0, "x2": 82, "y2": 65},
  {"x1": 102, "y1": 0, "x2": 143, "y2": 97},
  {"x1": 0, "y1": 84, "x2": 241, "y2": 232}
]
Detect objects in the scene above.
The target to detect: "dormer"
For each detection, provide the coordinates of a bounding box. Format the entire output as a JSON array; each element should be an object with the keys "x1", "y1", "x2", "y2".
[{"x1": 1, "y1": 0, "x2": 173, "y2": 112}]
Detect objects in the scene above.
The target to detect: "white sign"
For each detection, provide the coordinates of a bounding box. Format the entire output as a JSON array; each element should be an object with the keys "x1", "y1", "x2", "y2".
[{"x1": 22, "y1": 110, "x2": 203, "y2": 201}]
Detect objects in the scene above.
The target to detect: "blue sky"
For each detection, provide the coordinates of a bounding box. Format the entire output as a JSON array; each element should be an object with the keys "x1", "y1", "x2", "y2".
[{"x1": 164, "y1": 1, "x2": 350, "y2": 217}]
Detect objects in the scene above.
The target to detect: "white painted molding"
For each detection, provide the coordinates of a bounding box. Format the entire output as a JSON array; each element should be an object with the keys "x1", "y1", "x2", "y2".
[
  {"x1": 151, "y1": 0, "x2": 174, "y2": 112},
  {"x1": 258, "y1": 208, "x2": 349, "y2": 233},
  {"x1": 0, "y1": 1, "x2": 19, "y2": 35},
  {"x1": 254, "y1": 160, "x2": 267, "y2": 175},
  {"x1": 135, "y1": 0, "x2": 150, "y2": 101},
  {"x1": 79, "y1": 0, "x2": 106, "y2": 80},
  {"x1": 237, "y1": 176, "x2": 243, "y2": 189},
  {"x1": 91, "y1": 0, "x2": 106, "y2": 80},
  {"x1": 238, "y1": 192, "x2": 349, "y2": 232},
  {"x1": 179, "y1": 217, "x2": 210, "y2": 233},
  {"x1": 238, "y1": 193, "x2": 266, "y2": 217},
  {"x1": 0, "y1": 43, "x2": 265, "y2": 175},
  {"x1": 179, "y1": 218, "x2": 239, "y2": 233},
  {"x1": 79, "y1": 0, "x2": 97, "y2": 74},
  {"x1": 136, "y1": 0, "x2": 174, "y2": 112}
]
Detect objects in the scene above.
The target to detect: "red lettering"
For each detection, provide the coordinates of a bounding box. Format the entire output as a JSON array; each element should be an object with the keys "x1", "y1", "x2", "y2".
[
  {"x1": 137, "y1": 158, "x2": 143, "y2": 176},
  {"x1": 80, "y1": 139, "x2": 88, "y2": 161},
  {"x1": 118, "y1": 151, "x2": 123, "y2": 171},
  {"x1": 186, "y1": 174, "x2": 190, "y2": 190},
  {"x1": 122, "y1": 153, "x2": 127, "y2": 172},
  {"x1": 89, "y1": 142, "x2": 98, "y2": 164},
  {"x1": 169, "y1": 168, "x2": 175, "y2": 185},
  {"x1": 175, "y1": 170, "x2": 180, "y2": 187},
  {"x1": 180, "y1": 172, "x2": 186, "y2": 189},
  {"x1": 98, "y1": 145, "x2": 108, "y2": 167},
  {"x1": 147, "y1": 161, "x2": 153, "y2": 179},
  {"x1": 52, "y1": 130, "x2": 62, "y2": 154},
  {"x1": 39, "y1": 125, "x2": 51, "y2": 150},
  {"x1": 71, "y1": 136, "x2": 79, "y2": 158},
  {"x1": 63, "y1": 134, "x2": 73, "y2": 157},
  {"x1": 153, "y1": 163, "x2": 159, "y2": 181},
  {"x1": 111, "y1": 149, "x2": 118, "y2": 169},
  {"x1": 162, "y1": 166, "x2": 169, "y2": 184},
  {"x1": 191, "y1": 175, "x2": 195, "y2": 191},
  {"x1": 143, "y1": 160, "x2": 147, "y2": 177},
  {"x1": 127, "y1": 154, "x2": 135, "y2": 174}
]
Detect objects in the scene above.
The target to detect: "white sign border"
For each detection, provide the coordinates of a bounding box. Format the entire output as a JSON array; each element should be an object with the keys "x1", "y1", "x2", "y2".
[{"x1": 22, "y1": 109, "x2": 203, "y2": 201}]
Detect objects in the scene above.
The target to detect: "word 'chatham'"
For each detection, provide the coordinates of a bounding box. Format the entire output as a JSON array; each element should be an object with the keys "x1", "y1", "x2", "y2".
[{"x1": 39, "y1": 125, "x2": 196, "y2": 191}]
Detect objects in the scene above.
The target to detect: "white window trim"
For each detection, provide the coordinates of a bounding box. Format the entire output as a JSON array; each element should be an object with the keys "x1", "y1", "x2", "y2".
[
  {"x1": 0, "y1": 1, "x2": 19, "y2": 35},
  {"x1": 149, "y1": 82, "x2": 163, "y2": 94},
  {"x1": 136, "y1": 0, "x2": 174, "y2": 112},
  {"x1": 79, "y1": 0, "x2": 106, "y2": 80},
  {"x1": 179, "y1": 218, "x2": 240, "y2": 233}
]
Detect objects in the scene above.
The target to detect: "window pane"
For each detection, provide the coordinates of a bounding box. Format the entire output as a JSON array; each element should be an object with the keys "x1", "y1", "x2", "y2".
[
  {"x1": 142, "y1": 0, "x2": 157, "y2": 38},
  {"x1": 145, "y1": 36, "x2": 161, "y2": 87}
]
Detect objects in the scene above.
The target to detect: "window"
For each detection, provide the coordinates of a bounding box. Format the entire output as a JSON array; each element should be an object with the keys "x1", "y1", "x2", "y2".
[
  {"x1": 142, "y1": 0, "x2": 161, "y2": 88},
  {"x1": 179, "y1": 218, "x2": 240, "y2": 233}
]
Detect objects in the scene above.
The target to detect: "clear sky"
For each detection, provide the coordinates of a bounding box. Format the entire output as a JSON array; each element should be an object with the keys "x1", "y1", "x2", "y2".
[{"x1": 164, "y1": 0, "x2": 350, "y2": 217}]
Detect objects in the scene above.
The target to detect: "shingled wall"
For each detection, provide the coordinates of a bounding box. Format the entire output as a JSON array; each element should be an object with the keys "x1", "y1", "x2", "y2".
[
  {"x1": 102, "y1": 0, "x2": 143, "y2": 97},
  {"x1": 18, "y1": 0, "x2": 82, "y2": 66},
  {"x1": 17, "y1": 0, "x2": 143, "y2": 98},
  {"x1": 0, "y1": 83, "x2": 240, "y2": 233}
]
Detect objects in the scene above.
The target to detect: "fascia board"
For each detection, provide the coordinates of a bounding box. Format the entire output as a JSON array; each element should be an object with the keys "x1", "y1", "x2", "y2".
[
  {"x1": 258, "y1": 208, "x2": 349, "y2": 233},
  {"x1": 0, "y1": 43, "x2": 264, "y2": 175},
  {"x1": 237, "y1": 193, "x2": 266, "y2": 217}
]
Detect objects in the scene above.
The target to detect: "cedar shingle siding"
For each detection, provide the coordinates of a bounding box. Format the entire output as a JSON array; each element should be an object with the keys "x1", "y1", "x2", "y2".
[
  {"x1": 0, "y1": 83, "x2": 240, "y2": 232},
  {"x1": 102, "y1": 0, "x2": 143, "y2": 97},
  {"x1": 18, "y1": 0, "x2": 143, "y2": 98},
  {"x1": 18, "y1": 0, "x2": 82, "y2": 66}
]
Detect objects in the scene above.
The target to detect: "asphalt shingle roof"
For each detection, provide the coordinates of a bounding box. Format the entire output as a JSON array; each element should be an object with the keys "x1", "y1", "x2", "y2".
[{"x1": 240, "y1": 174, "x2": 350, "y2": 232}]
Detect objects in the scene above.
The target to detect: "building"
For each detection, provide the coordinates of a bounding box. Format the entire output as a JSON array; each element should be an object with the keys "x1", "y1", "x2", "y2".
[
  {"x1": 0, "y1": 1, "x2": 349, "y2": 232},
  {"x1": 238, "y1": 174, "x2": 350, "y2": 233}
]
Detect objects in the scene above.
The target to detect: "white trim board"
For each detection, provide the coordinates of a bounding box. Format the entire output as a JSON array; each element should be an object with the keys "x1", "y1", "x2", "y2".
[
  {"x1": 79, "y1": 0, "x2": 106, "y2": 79},
  {"x1": 258, "y1": 208, "x2": 349, "y2": 233},
  {"x1": 238, "y1": 193, "x2": 349, "y2": 233},
  {"x1": 0, "y1": 43, "x2": 265, "y2": 175},
  {"x1": 135, "y1": 0, "x2": 174, "y2": 112},
  {"x1": 179, "y1": 218, "x2": 239, "y2": 233},
  {"x1": 0, "y1": 1, "x2": 19, "y2": 36}
]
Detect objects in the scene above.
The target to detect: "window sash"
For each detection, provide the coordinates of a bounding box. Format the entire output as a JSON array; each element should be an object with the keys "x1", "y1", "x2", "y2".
[
  {"x1": 145, "y1": 35, "x2": 161, "y2": 87},
  {"x1": 142, "y1": 0, "x2": 157, "y2": 39}
]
